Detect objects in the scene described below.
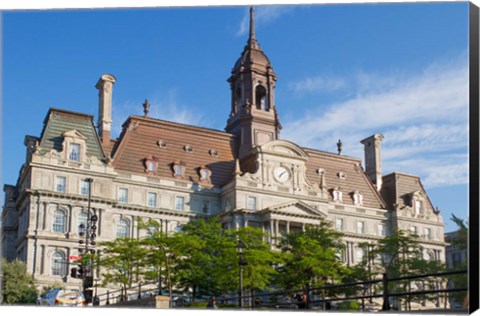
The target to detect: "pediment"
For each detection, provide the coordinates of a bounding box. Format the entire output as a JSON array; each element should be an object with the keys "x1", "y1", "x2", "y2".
[
  {"x1": 255, "y1": 140, "x2": 308, "y2": 160},
  {"x1": 261, "y1": 200, "x2": 327, "y2": 218},
  {"x1": 62, "y1": 129, "x2": 87, "y2": 140}
]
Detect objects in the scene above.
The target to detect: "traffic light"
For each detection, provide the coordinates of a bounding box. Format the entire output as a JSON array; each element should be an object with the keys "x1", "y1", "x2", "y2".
[
  {"x1": 70, "y1": 267, "x2": 77, "y2": 278},
  {"x1": 77, "y1": 266, "x2": 84, "y2": 278}
]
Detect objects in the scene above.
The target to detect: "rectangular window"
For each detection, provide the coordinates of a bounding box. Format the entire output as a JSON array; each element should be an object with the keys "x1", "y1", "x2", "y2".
[
  {"x1": 148, "y1": 161, "x2": 155, "y2": 172},
  {"x1": 377, "y1": 224, "x2": 385, "y2": 237},
  {"x1": 335, "y1": 218, "x2": 344, "y2": 231},
  {"x1": 175, "y1": 196, "x2": 185, "y2": 211},
  {"x1": 410, "y1": 225, "x2": 418, "y2": 235},
  {"x1": 174, "y1": 165, "x2": 184, "y2": 177},
  {"x1": 202, "y1": 201, "x2": 210, "y2": 214},
  {"x1": 148, "y1": 192, "x2": 157, "y2": 207},
  {"x1": 357, "y1": 221, "x2": 365, "y2": 234},
  {"x1": 247, "y1": 196, "x2": 257, "y2": 210},
  {"x1": 414, "y1": 200, "x2": 422, "y2": 215},
  {"x1": 52, "y1": 210, "x2": 65, "y2": 233},
  {"x1": 69, "y1": 143, "x2": 81, "y2": 161},
  {"x1": 118, "y1": 188, "x2": 128, "y2": 203},
  {"x1": 424, "y1": 228, "x2": 432, "y2": 240},
  {"x1": 80, "y1": 180, "x2": 90, "y2": 195},
  {"x1": 56, "y1": 176, "x2": 66, "y2": 193}
]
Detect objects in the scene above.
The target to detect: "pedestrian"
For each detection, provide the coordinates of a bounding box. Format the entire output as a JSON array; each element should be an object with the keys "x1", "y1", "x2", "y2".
[
  {"x1": 295, "y1": 292, "x2": 306, "y2": 309},
  {"x1": 302, "y1": 292, "x2": 310, "y2": 310},
  {"x1": 207, "y1": 295, "x2": 218, "y2": 309}
]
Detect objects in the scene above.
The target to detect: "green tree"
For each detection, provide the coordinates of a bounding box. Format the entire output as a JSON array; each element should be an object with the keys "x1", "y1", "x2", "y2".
[
  {"x1": 173, "y1": 217, "x2": 238, "y2": 299},
  {"x1": 98, "y1": 237, "x2": 147, "y2": 300},
  {"x1": 374, "y1": 229, "x2": 447, "y2": 310},
  {"x1": 234, "y1": 226, "x2": 281, "y2": 305},
  {"x1": 447, "y1": 214, "x2": 468, "y2": 308},
  {"x1": 138, "y1": 219, "x2": 178, "y2": 305},
  {"x1": 1, "y1": 259, "x2": 37, "y2": 304},
  {"x1": 276, "y1": 223, "x2": 347, "y2": 292}
]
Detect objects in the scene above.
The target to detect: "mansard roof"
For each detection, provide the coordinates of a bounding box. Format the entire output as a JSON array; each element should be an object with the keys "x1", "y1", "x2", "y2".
[
  {"x1": 302, "y1": 147, "x2": 387, "y2": 209},
  {"x1": 382, "y1": 172, "x2": 435, "y2": 211},
  {"x1": 38, "y1": 108, "x2": 106, "y2": 161},
  {"x1": 111, "y1": 116, "x2": 238, "y2": 187}
]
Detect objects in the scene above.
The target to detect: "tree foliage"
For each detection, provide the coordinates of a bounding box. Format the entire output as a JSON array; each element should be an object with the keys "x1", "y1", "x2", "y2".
[
  {"x1": 276, "y1": 223, "x2": 347, "y2": 291},
  {"x1": 368, "y1": 230, "x2": 447, "y2": 310},
  {"x1": 447, "y1": 214, "x2": 468, "y2": 308},
  {"x1": 1, "y1": 259, "x2": 38, "y2": 304},
  {"x1": 98, "y1": 237, "x2": 147, "y2": 299}
]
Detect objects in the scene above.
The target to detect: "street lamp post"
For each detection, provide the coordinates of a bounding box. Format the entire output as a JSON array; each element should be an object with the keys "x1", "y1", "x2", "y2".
[
  {"x1": 77, "y1": 178, "x2": 98, "y2": 303},
  {"x1": 236, "y1": 239, "x2": 247, "y2": 308}
]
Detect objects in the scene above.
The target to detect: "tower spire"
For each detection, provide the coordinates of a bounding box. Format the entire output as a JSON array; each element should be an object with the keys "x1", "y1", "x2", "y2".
[{"x1": 248, "y1": 7, "x2": 258, "y2": 48}]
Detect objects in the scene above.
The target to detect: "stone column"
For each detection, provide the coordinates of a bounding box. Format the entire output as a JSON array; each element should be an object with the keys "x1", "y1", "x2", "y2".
[
  {"x1": 40, "y1": 245, "x2": 46, "y2": 275},
  {"x1": 270, "y1": 220, "x2": 274, "y2": 244},
  {"x1": 67, "y1": 205, "x2": 73, "y2": 235},
  {"x1": 286, "y1": 221, "x2": 290, "y2": 234},
  {"x1": 345, "y1": 242, "x2": 351, "y2": 266},
  {"x1": 275, "y1": 219, "x2": 280, "y2": 245},
  {"x1": 42, "y1": 201, "x2": 48, "y2": 231},
  {"x1": 97, "y1": 208, "x2": 102, "y2": 237}
]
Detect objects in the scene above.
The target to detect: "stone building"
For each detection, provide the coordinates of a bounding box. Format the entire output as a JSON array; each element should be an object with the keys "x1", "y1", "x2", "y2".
[{"x1": 2, "y1": 7, "x2": 446, "y2": 302}]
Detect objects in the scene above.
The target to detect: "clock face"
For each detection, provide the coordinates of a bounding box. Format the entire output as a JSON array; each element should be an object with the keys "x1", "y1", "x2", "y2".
[{"x1": 274, "y1": 166, "x2": 290, "y2": 182}]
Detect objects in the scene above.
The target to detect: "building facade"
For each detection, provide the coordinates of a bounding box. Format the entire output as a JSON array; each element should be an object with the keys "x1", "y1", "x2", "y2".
[{"x1": 2, "y1": 7, "x2": 446, "y2": 302}]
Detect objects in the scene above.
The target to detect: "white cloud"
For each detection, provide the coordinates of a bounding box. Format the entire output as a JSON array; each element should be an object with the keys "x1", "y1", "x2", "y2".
[
  {"x1": 282, "y1": 54, "x2": 469, "y2": 189},
  {"x1": 237, "y1": 6, "x2": 295, "y2": 36},
  {"x1": 289, "y1": 76, "x2": 347, "y2": 93}
]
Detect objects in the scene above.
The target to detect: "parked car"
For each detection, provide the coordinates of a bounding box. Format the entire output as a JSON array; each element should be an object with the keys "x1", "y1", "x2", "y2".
[{"x1": 41, "y1": 288, "x2": 86, "y2": 307}]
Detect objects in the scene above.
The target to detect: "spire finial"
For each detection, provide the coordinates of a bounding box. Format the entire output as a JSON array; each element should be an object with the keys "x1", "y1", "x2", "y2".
[{"x1": 248, "y1": 6, "x2": 257, "y2": 48}]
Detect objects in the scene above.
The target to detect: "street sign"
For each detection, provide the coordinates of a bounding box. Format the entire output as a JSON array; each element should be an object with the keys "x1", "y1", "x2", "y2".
[{"x1": 69, "y1": 255, "x2": 82, "y2": 261}]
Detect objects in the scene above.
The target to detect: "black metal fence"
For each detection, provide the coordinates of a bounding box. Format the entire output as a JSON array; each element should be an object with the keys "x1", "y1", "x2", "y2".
[{"x1": 91, "y1": 269, "x2": 468, "y2": 311}]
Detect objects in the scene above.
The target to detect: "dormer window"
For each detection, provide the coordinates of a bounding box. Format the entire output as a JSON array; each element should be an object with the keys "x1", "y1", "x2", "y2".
[
  {"x1": 144, "y1": 156, "x2": 159, "y2": 174},
  {"x1": 198, "y1": 166, "x2": 211, "y2": 183},
  {"x1": 352, "y1": 190, "x2": 363, "y2": 206},
  {"x1": 414, "y1": 200, "x2": 423, "y2": 215},
  {"x1": 172, "y1": 161, "x2": 186, "y2": 178},
  {"x1": 69, "y1": 143, "x2": 81, "y2": 161},
  {"x1": 62, "y1": 130, "x2": 87, "y2": 165},
  {"x1": 332, "y1": 187, "x2": 343, "y2": 203},
  {"x1": 411, "y1": 190, "x2": 426, "y2": 216}
]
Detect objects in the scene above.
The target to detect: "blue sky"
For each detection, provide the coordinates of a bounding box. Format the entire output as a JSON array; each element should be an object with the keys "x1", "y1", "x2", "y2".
[{"x1": 1, "y1": 2, "x2": 470, "y2": 232}]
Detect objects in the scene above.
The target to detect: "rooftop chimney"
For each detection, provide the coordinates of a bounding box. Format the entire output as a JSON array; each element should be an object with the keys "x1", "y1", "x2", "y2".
[
  {"x1": 95, "y1": 74, "x2": 116, "y2": 146},
  {"x1": 360, "y1": 134, "x2": 384, "y2": 191}
]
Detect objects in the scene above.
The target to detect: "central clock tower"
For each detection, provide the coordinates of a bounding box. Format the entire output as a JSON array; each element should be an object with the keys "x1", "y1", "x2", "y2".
[{"x1": 225, "y1": 7, "x2": 282, "y2": 160}]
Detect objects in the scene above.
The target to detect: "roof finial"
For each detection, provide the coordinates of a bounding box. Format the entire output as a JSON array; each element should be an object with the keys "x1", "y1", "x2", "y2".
[
  {"x1": 143, "y1": 99, "x2": 150, "y2": 117},
  {"x1": 248, "y1": 6, "x2": 257, "y2": 48}
]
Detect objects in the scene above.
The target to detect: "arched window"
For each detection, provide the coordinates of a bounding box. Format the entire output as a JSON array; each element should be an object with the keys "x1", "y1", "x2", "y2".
[
  {"x1": 51, "y1": 251, "x2": 66, "y2": 276},
  {"x1": 78, "y1": 211, "x2": 88, "y2": 235},
  {"x1": 198, "y1": 166, "x2": 211, "y2": 183},
  {"x1": 255, "y1": 85, "x2": 267, "y2": 110},
  {"x1": 116, "y1": 219, "x2": 130, "y2": 238},
  {"x1": 52, "y1": 210, "x2": 66, "y2": 233},
  {"x1": 233, "y1": 88, "x2": 241, "y2": 114}
]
